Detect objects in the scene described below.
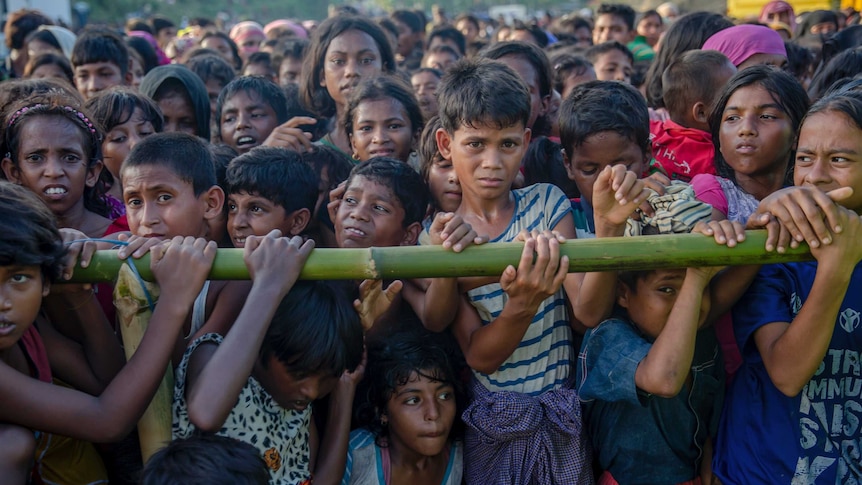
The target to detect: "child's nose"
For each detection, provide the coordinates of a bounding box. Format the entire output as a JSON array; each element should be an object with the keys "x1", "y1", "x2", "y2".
[
  {"x1": 43, "y1": 157, "x2": 64, "y2": 177},
  {"x1": 424, "y1": 401, "x2": 441, "y2": 421},
  {"x1": 802, "y1": 159, "x2": 832, "y2": 185},
  {"x1": 372, "y1": 128, "x2": 388, "y2": 143},
  {"x1": 738, "y1": 116, "x2": 758, "y2": 136}
]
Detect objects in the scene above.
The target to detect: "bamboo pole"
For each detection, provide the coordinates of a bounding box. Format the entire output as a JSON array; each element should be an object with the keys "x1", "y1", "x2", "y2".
[
  {"x1": 113, "y1": 264, "x2": 173, "y2": 463},
  {"x1": 71, "y1": 231, "x2": 812, "y2": 283}
]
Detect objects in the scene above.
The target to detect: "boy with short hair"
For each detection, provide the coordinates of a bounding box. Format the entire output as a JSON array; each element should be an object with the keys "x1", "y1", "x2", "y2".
[
  {"x1": 71, "y1": 28, "x2": 131, "y2": 99},
  {"x1": 651, "y1": 50, "x2": 737, "y2": 182},
  {"x1": 217, "y1": 76, "x2": 289, "y2": 154},
  {"x1": 120, "y1": 132, "x2": 250, "y2": 358},
  {"x1": 594, "y1": 3, "x2": 653, "y2": 61},
  {"x1": 225, "y1": 146, "x2": 319, "y2": 247},
  {"x1": 585, "y1": 41, "x2": 634, "y2": 83},
  {"x1": 185, "y1": 53, "x2": 236, "y2": 127},
  {"x1": 432, "y1": 58, "x2": 646, "y2": 483}
]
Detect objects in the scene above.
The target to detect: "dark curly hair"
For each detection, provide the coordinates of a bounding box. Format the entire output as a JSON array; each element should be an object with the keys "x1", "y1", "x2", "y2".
[{"x1": 0, "y1": 180, "x2": 66, "y2": 283}]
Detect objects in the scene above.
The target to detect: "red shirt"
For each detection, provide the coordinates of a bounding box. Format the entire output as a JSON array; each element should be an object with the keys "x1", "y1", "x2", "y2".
[{"x1": 649, "y1": 119, "x2": 715, "y2": 183}]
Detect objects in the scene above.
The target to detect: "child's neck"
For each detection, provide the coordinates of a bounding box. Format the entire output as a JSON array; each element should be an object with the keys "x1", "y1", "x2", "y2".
[
  {"x1": 327, "y1": 107, "x2": 352, "y2": 155},
  {"x1": 388, "y1": 442, "x2": 447, "y2": 481},
  {"x1": 457, "y1": 190, "x2": 515, "y2": 238},
  {"x1": 734, "y1": 169, "x2": 786, "y2": 201},
  {"x1": 57, "y1": 201, "x2": 110, "y2": 238}
]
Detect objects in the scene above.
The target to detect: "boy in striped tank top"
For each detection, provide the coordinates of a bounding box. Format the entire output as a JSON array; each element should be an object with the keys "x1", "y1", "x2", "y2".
[{"x1": 433, "y1": 58, "x2": 650, "y2": 484}]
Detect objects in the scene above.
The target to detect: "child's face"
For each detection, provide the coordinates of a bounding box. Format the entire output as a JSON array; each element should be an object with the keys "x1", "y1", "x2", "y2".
[
  {"x1": 593, "y1": 14, "x2": 635, "y2": 44},
  {"x1": 74, "y1": 61, "x2": 125, "y2": 100},
  {"x1": 1, "y1": 116, "x2": 102, "y2": 219},
  {"x1": 256, "y1": 354, "x2": 338, "y2": 412},
  {"x1": 103, "y1": 108, "x2": 156, "y2": 179},
  {"x1": 436, "y1": 122, "x2": 530, "y2": 203},
  {"x1": 237, "y1": 33, "x2": 265, "y2": 61},
  {"x1": 242, "y1": 62, "x2": 275, "y2": 81},
  {"x1": 30, "y1": 63, "x2": 68, "y2": 82},
  {"x1": 427, "y1": 158, "x2": 462, "y2": 213},
  {"x1": 0, "y1": 265, "x2": 49, "y2": 352},
  {"x1": 335, "y1": 175, "x2": 415, "y2": 248},
  {"x1": 618, "y1": 269, "x2": 710, "y2": 340},
  {"x1": 201, "y1": 37, "x2": 235, "y2": 65},
  {"x1": 122, "y1": 164, "x2": 220, "y2": 239},
  {"x1": 593, "y1": 50, "x2": 633, "y2": 84},
  {"x1": 204, "y1": 79, "x2": 225, "y2": 118},
  {"x1": 279, "y1": 57, "x2": 303, "y2": 86},
  {"x1": 794, "y1": 110, "x2": 862, "y2": 214},
  {"x1": 350, "y1": 98, "x2": 416, "y2": 162},
  {"x1": 321, "y1": 29, "x2": 384, "y2": 108},
  {"x1": 497, "y1": 54, "x2": 547, "y2": 130},
  {"x1": 636, "y1": 14, "x2": 664, "y2": 46},
  {"x1": 561, "y1": 66, "x2": 597, "y2": 100},
  {"x1": 718, "y1": 84, "x2": 793, "y2": 181},
  {"x1": 227, "y1": 191, "x2": 297, "y2": 247},
  {"x1": 422, "y1": 51, "x2": 458, "y2": 71},
  {"x1": 411, "y1": 71, "x2": 440, "y2": 120},
  {"x1": 384, "y1": 372, "x2": 456, "y2": 458},
  {"x1": 157, "y1": 91, "x2": 198, "y2": 137},
  {"x1": 220, "y1": 91, "x2": 280, "y2": 153},
  {"x1": 563, "y1": 130, "x2": 647, "y2": 206},
  {"x1": 130, "y1": 57, "x2": 145, "y2": 90}
]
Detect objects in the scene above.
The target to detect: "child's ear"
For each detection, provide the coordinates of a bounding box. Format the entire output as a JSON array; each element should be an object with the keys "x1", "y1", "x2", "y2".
[
  {"x1": 202, "y1": 185, "x2": 226, "y2": 221},
  {"x1": 436, "y1": 128, "x2": 453, "y2": 161},
  {"x1": 691, "y1": 101, "x2": 709, "y2": 126},
  {"x1": 1, "y1": 157, "x2": 21, "y2": 183},
  {"x1": 561, "y1": 148, "x2": 576, "y2": 179},
  {"x1": 42, "y1": 280, "x2": 51, "y2": 297},
  {"x1": 84, "y1": 160, "x2": 104, "y2": 188},
  {"x1": 400, "y1": 221, "x2": 423, "y2": 246},
  {"x1": 286, "y1": 208, "x2": 312, "y2": 236},
  {"x1": 523, "y1": 127, "x2": 532, "y2": 146},
  {"x1": 616, "y1": 280, "x2": 632, "y2": 310}
]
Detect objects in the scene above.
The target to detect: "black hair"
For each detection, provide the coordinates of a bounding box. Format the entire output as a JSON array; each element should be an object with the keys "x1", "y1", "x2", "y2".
[
  {"x1": 149, "y1": 15, "x2": 175, "y2": 34},
  {"x1": 804, "y1": 90, "x2": 862, "y2": 137},
  {"x1": 455, "y1": 13, "x2": 480, "y2": 30},
  {"x1": 126, "y1": 36, "x2": 160, "y2": 74},
  {"x1": 24, "y1": 52, "x2": 74, "y2": 85},
  {"x1": 355, "y1": 330, "x2": 466, "y2": 447},
  {"x1": 783, "y1": 42, "x2": 814, "y2": 87},
  {"x1": 662, "y1": 50, "x2": 734, "y2": 123},
  {"x1": 817, "y1": 25, "x2": 862, "y2": 72},
  {"x1": 412, "y1": 67, "x2": 443, "y2": 81},
  {"x1": 2, "y1": 97, "x2": 110, "y2": 217},
  {"x1": 4, "y1": 9, "x2": 52, "y2": 50},
  {"x1": 141, "y1": 435, "x2": 269, "y2": 485},
  {"x1": 0, "y1": 77, "x2": 83, "y2": 112},
  {"x1": 281, "y1": 83, "x2": 325, "y2": 141},
  {"x1": 301, "y1": 15, "x2": 396, "y2": 119},
  {"x1": 377, "y1": 17, "x2": 400, "y2": 45},
  {"x1": 121, "y1": 132, "x2": 216, "y2": 196},
  {"x1": 551, "y1": 15, "x2": 592, "y2": 37},
  {"x1": 301, "y1": 144, "x2": 353, "y2": 193},
  {"x1": 795, "y1": 10, "x2": 838, "y2": 38},
  {"x1": 259, "y1": 280, "x2": 363, "y2": 377},
  {"x1": 709, "y1": 65, "x2": 809, "y2": 186},
  {"x1": 85, "y1": 86, "x2": 164, "y2": 134},
  {"x1": 186, "y1": 53, "x2": 236, "y2": 89},
  {"x1": 391, "y1": 10, "x2": 423, "y2": 34},
  {"x1": 199, "y1": 31, "x2": 242, "y2": 70},
  {"x1": 210, "y1": 143, "x2": 238, "y2": 192},
  {"x1": 24, "y1": 28, "x2": 61, "y2": 52},
  {"x1": 226, "y1": 146, "x2": 319, "y2": 215},
  {"x1": 523, "y1": 136, "x2": 581, "y2": 199},
  {"x1": 279, "y1": 38, "x2": 309, "y2": 62},
  {"x1": 71, "y1": 28, "x2": 130, "y2": 77},
  {"x1": 509, "y1": 21, "x2": 550, "y2": 48},
  {"x1": 216, "y1": 75, "x2": 290, "y2": 128},
  {"x1": 422, "y1": 44, "x2": 462, "y2": 66},
  {"x1": 243, "y1": 51, "x2": 273, "y2": 72},
  {"x1": 125, "y1": 18, "x2": 152, "y2": 35},
  {"x1": 427, "y1": 25, "x2": 466, "y2": 56},
  {"x1": 418, "y1": 114, "x2": 443, "y2": 182},
  {"x1": 559, "y1": 80, "x2": 650, "y2": 156},
  {"x1": 596, "y1": 4, "x2": 636, "y2": 31},
  {"x1": 0, "y1": 180, "x2": 66, "y2": 283},
  {"x1": 638, "y1": 10, "x2": 662, "y2": 26},
  {"x1": 437, "y1": 57, "x2": 530, "y2": 134},
  {"x1": 807, "y1": 48, "x2": 862, "y2": 102},
  {"x1": 551, "y1": 53, "x2": 593, "y2": 93},
  {"x1": 344, "y1": 75, "x2": 424, "y2": 147},
  {"x1": 585, "y1": 40, "x2": 634, "y2": 65},
  {"x1": 346, "y1": 157, "x2": 430, "y2": 227},
  {"x1": 644, "y1": 12, "x2": 733, "y2": 108},
  {"x1": 481, "y1": 41, "x2": 552, "y2": 99}
]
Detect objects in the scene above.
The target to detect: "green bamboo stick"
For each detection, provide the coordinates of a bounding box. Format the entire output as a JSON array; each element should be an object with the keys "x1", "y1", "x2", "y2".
[{"x1": 68, "y1": 231, "x2": 812, "y2": 283}]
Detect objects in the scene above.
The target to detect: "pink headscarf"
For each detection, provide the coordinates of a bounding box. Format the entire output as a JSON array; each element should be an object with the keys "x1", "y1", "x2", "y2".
[
  {"x1": 229, "y1": 21, "x2": 265, "y2": 44},
  {"x1": 759, "y1": 1, "x2": 796, "y2": 33},
  {"x1": 702, "y1": 24, "x2": 787, "y2": 67},
  {"x1": 263, "y1": 19, "x2": 308, "y2": 39}
]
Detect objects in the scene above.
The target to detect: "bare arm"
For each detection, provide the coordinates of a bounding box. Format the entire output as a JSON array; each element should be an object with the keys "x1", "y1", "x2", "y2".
[
  {"x1": 185, "y1": 234, "x2": 313, "y2": 431},
  {"x1": 313, "y1": 354, "x2": 365, "y2": 485},
  {"x1": 634, "y1": 268, "x2": 714, "y2": 397},
  {"x1": 0, "y1": 237, "x2": 216, "y2": 442},
  {"x1": 452, "y1": 236, "x2": 568, "y2": 374}
]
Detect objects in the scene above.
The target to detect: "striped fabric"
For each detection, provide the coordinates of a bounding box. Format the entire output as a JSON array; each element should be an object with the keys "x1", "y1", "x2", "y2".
[{"x1": 467, "y1": 183, "x2": 574, "y2": 396}]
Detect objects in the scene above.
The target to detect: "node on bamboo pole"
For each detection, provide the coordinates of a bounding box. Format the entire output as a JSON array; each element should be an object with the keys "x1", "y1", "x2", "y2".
[
  {"x1": 113, "y1": 264, "x2": 172, "y2": 463},
  {"x1": 69, "y1": 231, "x2": 813, "y2": 283}
]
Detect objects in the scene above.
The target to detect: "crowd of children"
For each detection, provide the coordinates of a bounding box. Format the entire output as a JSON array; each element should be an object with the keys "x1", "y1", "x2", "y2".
[{"x1": 1, "y1": 2, "x2": 861, "y2": 484}]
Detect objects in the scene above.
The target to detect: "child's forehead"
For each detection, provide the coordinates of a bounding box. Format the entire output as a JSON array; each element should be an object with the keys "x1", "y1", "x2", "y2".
[
  {"x1": 570, "y1": 131, "x2": 645, "y2": 163},
  {"x1": 347, "y1": 175, "x2": 398, "y2": 199},
  {"x1": 452, "y1": 119, "x2": 526, "y2": 136},
  {"x1": 121, "y1": 164, "x2": 194, "y2": 190},
  {"x1": 639, "y1": 268, "x2": 686, "y2": 285}
]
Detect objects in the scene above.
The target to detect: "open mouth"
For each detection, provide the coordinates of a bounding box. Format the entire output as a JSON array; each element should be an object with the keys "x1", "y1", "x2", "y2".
[
  {"x1": 43, "y1": 186, "x2": 68, "y2": 198},
  {"x1": 233, "y1": 235, "x2": 247, "y2": 246},
  {"x1": 236, "y1": 136, "x2": 257, "y2": 147},
  {"x1": 344, "y1": 227, "x2": 367, "y2": 237}
]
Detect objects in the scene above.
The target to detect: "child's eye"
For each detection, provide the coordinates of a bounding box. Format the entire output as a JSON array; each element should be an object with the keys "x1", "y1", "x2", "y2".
[
  {"x1": 250, "y1": 205, "x2": 263, "y2": 213},
  {"x1": 110, "y1": 135, "x2": 127, "y2": 143},
  {"x1": 657, "y1": 286, "x2": 676, "y2": 294},
  {"x1": 251, "y1": 112, "x2": 267, "y2": 119},
  {"x1": 357, "y1": 125, "x2": 372, "y2": 132},
  {"x1": 140, "y1": 130, "x2": 154, "y2": 137},
  {"x1": 388, "y1": 123, "x2": 404, "y2": 130},
  {"x1": 502, "y1": 141, "x2": 517, "y2": 149},
  {"x1": 344, "y1": 196, "x2": 357, "y2": 205},
  {"x1": 438, "y1": 391, "x2": 453, "y2": 400},
  {"x1": 796, "y1": 155, "x2": 812, "y2": 164},
  {"x1": 361, "y1": 57, "x2": 376, "y2": 64},
  {"x1": 404, "y1": 396, "x2": 420, "y2": 405},
  {"x1": 223, "y1": 115, "x2": 236, "y2": 124},
  {"x1": 467, "y1": 141, "x2": 482, "y2": 149},
  {"x1": 227, "y1": 203, "x2": 237, "y2": 212},
  {"x1": 832, "y1": 156, "x2": 849, "y2": 163},
  {"x1": 330, "y1": 58, "x2": 345, "y2": 65},
  {"x1": 63, "y1": 154, "x2": 82, "y2": 163},
  {"x1": 724, "y1": 114, "x2": 739, "y2": 122},
  {"x1": 761, "y1": 113, "x2": 777, "y2": 120},
  {"x1": 157, "y1": 194, "x2": 172, "y2": 202},
  {"x1": 374, "y1": 204, "x2": 391, "y2": 213},
  {"x1": 10, "y1": 273, "x2": 31, "y2": 284},
  {"x1": 126, "y1": 198, "x2": 142, "y2": 207},
  {"x1": 24, "y1": 154, "x2": 43, "y2": 163}
]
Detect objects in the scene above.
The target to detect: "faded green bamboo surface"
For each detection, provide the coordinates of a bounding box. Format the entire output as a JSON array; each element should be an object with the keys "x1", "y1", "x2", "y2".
[{"x1": 69, "y1": 231, "x2": 812, "y2": 283}]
